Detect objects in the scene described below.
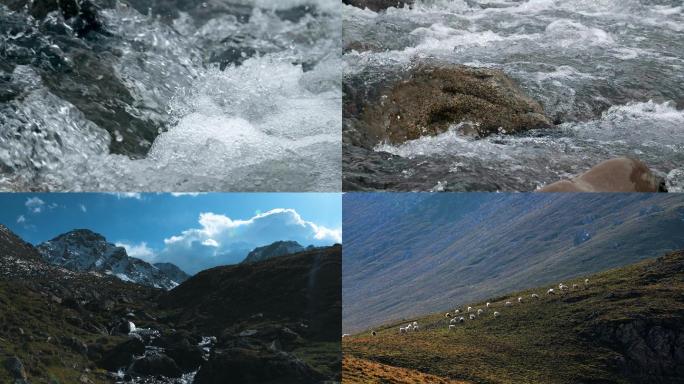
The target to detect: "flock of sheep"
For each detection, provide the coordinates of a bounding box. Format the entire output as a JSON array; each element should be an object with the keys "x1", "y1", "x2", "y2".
[{"x1": 348, "y1": 278, "x2": 590, "y2": 338}]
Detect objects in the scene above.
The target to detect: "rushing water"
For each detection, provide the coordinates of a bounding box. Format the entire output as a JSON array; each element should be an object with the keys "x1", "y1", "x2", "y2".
[
  {"x1": 0, "y1": 0, "x2": 340, "y2": 191},
  {"x1": 343, "y1": 0, "x2": 684, "y2": 191}
]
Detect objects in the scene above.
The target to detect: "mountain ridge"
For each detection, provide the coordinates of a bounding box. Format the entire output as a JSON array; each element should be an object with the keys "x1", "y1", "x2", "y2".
[
  {"x1": 37, "y1": 229, "x2": 182, "y2": 290},
  {"x1": 343, "y1": 193, "x2": 684, "y2": 332}
]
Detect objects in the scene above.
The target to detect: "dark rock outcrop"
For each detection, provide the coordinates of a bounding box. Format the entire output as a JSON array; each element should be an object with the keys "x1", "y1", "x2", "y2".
[
  {"x1": 99, "y1": 336, "x2": 146, "y2": 371},
  {"x1": 194, "y1": 347, "x2": 324, "y2": 384},
  {"x1": 588, "y1": 318, "x2": 684, "y2": 382},
  {"x1": 350, "y1": 65, "x2": 552, "y2": 148}
]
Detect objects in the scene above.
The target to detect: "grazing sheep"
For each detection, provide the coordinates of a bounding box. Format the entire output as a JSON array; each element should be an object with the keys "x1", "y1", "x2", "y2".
[
  {"x1": 399, "y1": 327, "x2": 407, "y2": 334},
  {"x1": 493, "y1": 311, "x2": 500, "y2": 317},
  {"x1": 454, "y1": 309, "x2": 461, "y2": 315},
  {"x1": 371, "y1": 331, "x2": 377, "y2": 336},
  {"x1": 413, "y1": 321, "x2": 418, "y2": 327},
  {"x1": 413, "y1": 325, "x2": 420, "y2": 331},
  {"x1": 477, "y1": 309, "x2": 484, "y2": 315},
  {"x1": 458, "y1": 317, "x2": 465, "y2": 323},
  {"x1": 518, "y1": 297, "x2": 523, "y2": 303},
  {"x1": 469, "y1": 314, "x2": 476, "y2": 320},
  {"x1": 467, "y1": 306, "x2": 473, "y2": 313},
  {"x1": 547, "y1": 288, "x2": 556, "y2": 295},
  {"x1": 486, "y1": 302, "x2": 491, "y2": 308},
  {"x1": 559, "y1": 284, "x2": 569, "y2": 292},
  {"x1": 449, "y1": 324, "x2": 456, "y2": 330},
  {"x1": 446, "y1": 313, "x2": 452, "y2": 318},
  {"x1": 585, "y1": 278, "x2": 590, "y2": 287},
  {"x1": 450, "y1": 318, "x2": 457, "y2": 324},
  {"x1": 505, "y1": 301, "x2": 512, "y2": 306},
  {"x1": 573, "y1": 283, "x2": 579, "y2": 289},
  {"x1": 342, "y1": 334, "x2": 350, "y2": 338},
  {"x1": 531, "y1": 293, "x2": 540, "y2": 299}
]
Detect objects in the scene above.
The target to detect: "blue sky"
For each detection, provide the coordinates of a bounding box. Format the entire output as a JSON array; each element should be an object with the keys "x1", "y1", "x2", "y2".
[{"x1": 0, "y1": 193, "x2": 341, "y2": 274}]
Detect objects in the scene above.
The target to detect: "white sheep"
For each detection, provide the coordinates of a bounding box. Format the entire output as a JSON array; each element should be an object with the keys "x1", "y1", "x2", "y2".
[
  {"x1": 454, "y1": 309, "x2": 460, "y2": 315},
  {"x1": 572, "y1": 283, "x2": 579, "y2": 289},
  {"x1": 493, "y1": 311, "x2": 500, "y2": 317},
  {"x1": 412, "y1": 321, "x2": 418, "y2": 327},
  {"x1": 446, "y1": 313, "x2": 452, "y2": 318},
  {"x1": 477, "y1": 308, "x2": 484, "y2": 315},
  {"x1": 518, "y1": 297, "x2": 523, "y2": 303},
  {"x1": 371, "y1": 331, "x2": 377, "y2": 336},
  {"x1": 486, "y1": 302, "x2": 491, "y2": 308},
  {"x1": 559, "y1": 284, "x2": 569, "y2": 292},
  {"x1": 450, "y1": 318, "x2": 457, "y2": 324},
  {"x1": 399, "y1": 327, "x2": 407, "y2": 334},
  {"x1": 449, "y1": 324, "x2": 456, "y2": 331},
  {"x1": 469, "y1": 314, "x2": 476, "y2": 320},
  {"x1": 467, "y1": 306, "x2": 473, "y2": 313},
  {"x1": 531, "y1": 293, "x2": 540, "y2": 299},
  {"x1": 547, "y1": 288, "x2": 556, "y2": 295},
  {"x1": 413, "y1": 325, "x2": 420, "y2": 331},
  {"x1": 342, "y1": 334, "x2": 350, "y2": 338},
  {"x1": 585, "y1": 278, "x2": 589, "y2": 285},
  {"x1": 458, "y1": 317, "x2": 465, "y2": 323},
  {"x1": 505, "y1": 301, "x2": 512, "y2": 306}
]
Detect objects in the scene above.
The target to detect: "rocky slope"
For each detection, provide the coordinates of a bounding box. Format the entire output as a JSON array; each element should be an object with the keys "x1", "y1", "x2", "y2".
[
  {"x1": 343, "y1": 193, "x2": 684, "y2": 332},
  {"x1": 153, "y1": 262, "x2": 190, "y2": 284},
  {"x1": 242, "y1": 240, "x2": 308, "y2": 264},
  {"x1": 343, "y1": 250, "x2": 684, "y2": 384},
  {"x1": 1, "y1": 225, "x2": 341, "y2": 383},
  {"x1": 38, "y1": 229, "x2": 181, "y2": 289},
  {"x1": 159, "y1": 244, "x2": 343, "y2": 383}
]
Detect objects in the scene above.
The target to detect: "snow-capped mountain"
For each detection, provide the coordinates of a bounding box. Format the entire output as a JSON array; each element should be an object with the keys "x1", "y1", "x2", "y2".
[
  {"x1": 153, "y1": 262, "x2": 190, "y2": 284},
  {"x1": 37, "y1": 229, "x2": 181, "y2": 289}
]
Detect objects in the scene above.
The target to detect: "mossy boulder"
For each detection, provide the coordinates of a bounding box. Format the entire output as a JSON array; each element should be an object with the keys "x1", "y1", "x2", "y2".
[{"x1": 359, "y1": 65, "x2": 552, "y2": 146}]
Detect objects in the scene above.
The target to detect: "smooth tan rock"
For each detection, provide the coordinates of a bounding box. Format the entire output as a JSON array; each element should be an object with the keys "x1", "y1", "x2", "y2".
[
  {"x1": 538, "y1": 158, "x2": 663, "y2": 192},
  {"x1": 360, "y1": 65, "x2": 553, "y2": 145}
]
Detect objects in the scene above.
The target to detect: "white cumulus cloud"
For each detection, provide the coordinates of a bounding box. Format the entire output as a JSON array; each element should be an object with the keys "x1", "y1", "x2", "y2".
[
  {"x1": 25, "y1": 197, "x2": 45, "y2": 213},
  {"x1": 116, "y1": 241, "x2": 156, "y2": 263},
  {"x1": 157, "y1": 208, "x2": 341, "y2": 274}
]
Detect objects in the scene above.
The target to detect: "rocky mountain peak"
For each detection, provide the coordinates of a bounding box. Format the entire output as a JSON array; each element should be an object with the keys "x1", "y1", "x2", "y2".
[
  {"x1": 37, "y1": 229, "x2": 181, "y2": 290},
  {"x1": 242, "y1": 240, "x2": 308, "y2": 264}
]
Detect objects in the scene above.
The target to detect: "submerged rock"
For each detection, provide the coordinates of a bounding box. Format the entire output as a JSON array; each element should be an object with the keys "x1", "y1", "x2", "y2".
[
  {"x1": 349, "y1": 64, "x2": 552, "y2": 148},
  {"x1": 538, "y1": 158, "x2": 664, "y2": 193},
  {"x1": 343, "y1": 0, "x2": 413, "y2": 12},
  {"x1": 128, "y1": 352, "x2": 183, "y2": 378}
]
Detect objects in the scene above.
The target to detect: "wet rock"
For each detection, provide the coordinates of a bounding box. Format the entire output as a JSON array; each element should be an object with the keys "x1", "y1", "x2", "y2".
[
  {"x1": 194, "y1": 347, "x2": 324, "y2": 384},
  {"x1": 128, "y1": 352, "x2": 183, "y2": 378},
  {"x1": 343, "y1": 0, "x2": 412, "y2": 12},
  {"x1": 538, "y1": 158, "x2": 664, "y2": 193},
  {"x1": 99, "y1": 336, "x2": 145, "y2": 371},
  {"x1": 4, "y1": 356, "x2": 28, "y2": 383},
  {"x1": 351, "y1": 64, "x2": 552, "y2": 148},
  {"x1": 155, "y1": 332, "x2": 204, "y2": 372}
]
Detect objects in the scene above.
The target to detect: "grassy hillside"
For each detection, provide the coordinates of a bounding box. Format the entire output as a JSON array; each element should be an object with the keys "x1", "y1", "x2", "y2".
[
  {"x1": 343, "y1": 250, "x2": 684, "y2": 384},
  {"x1": 343, "y1": 193, "x2": 684, "y2": 332}
]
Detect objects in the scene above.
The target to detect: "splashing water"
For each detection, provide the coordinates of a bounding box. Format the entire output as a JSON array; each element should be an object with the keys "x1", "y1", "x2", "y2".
[
  {"x1": 343, "y1": 0, "x2": 684, "y2": 191},
  {"x1": 0, "y1": 0, "x2": 340, "y2": 191}
]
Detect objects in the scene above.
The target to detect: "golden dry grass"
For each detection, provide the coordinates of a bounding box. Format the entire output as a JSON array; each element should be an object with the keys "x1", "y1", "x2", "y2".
[{"x1": 343, "y1": 355, "x2": 469, "y2": 384}]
